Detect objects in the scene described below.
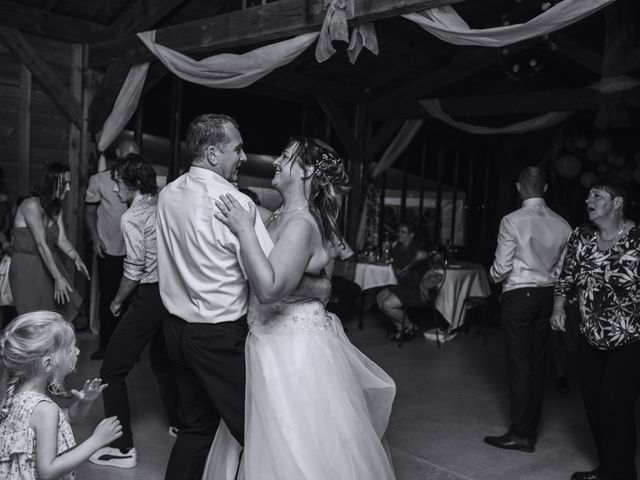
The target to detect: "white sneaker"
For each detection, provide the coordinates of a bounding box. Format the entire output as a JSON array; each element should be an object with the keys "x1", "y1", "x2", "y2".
[
  {"x1": 89, "y1": 446, "x2": 137, "y2": 468},
  {"x1": 423, "y1": 329, "x2": 458, "y2": 343}
]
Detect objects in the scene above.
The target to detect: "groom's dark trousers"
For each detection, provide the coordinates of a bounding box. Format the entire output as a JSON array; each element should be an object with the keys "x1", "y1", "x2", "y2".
[
  {"x1": 500, "y1": 286, "x2": 553, "y2": 439},
  {"x1": 163, "y1": 313, "x2": 248, "y2": 480}
]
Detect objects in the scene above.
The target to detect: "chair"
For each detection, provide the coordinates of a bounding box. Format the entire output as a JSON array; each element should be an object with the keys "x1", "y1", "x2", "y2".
[{"x1": 397, "y1": 258, "x2": 447, "y2": 348}]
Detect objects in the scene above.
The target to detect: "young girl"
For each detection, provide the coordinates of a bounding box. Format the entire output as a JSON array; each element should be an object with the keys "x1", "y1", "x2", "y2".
[{"x1": 0, "y1": 311, "x2": 122, "y2": 479}]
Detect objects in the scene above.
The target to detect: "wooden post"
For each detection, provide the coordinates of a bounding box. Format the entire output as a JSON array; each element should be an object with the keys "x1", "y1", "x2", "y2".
[
  {"x1": 450, "y1": 144, "x2": 460, "y2": 245},
  {"x1": 66, "y1": 44, "x2": 83, "y2": 254},
  {"x1": 418, "y1": 131, "x2": 427, "y2": 241},
  {"x1": 168, "y1": 76, "x2": 182, "y2": 181},
  {"x1": 435, "y1": 145, "x2": 444, "y2": 246},
  {"x1": 134, "y1": 102, "x2": 143, "y2": 151},
  {"x1": 400, "y1": 152, "x2": 408, "y2": 219},
  {"x1": 18, "y1": 65, "x2": 31, "y2": 195}
]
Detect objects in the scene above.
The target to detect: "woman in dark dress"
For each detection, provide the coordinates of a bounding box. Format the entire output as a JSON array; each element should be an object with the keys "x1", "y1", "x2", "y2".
[
  {"x1": 9, "y1": 163, "x2": 89, "y2": 319},
  {"x1": 376, "y1": 222, "x2": 429, "y2": 341}
]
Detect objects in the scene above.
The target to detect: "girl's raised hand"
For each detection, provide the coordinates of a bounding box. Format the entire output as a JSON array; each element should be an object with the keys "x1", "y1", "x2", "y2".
[
  {"x1": 214, "y1": 194, "x2": 256, "y2": 236},
  {"x1": 92, "y1": 416, "x2": 122, "y2": 447},
  {"x1": 71, "y1": 378, "x2": 108, "y2": 403}
]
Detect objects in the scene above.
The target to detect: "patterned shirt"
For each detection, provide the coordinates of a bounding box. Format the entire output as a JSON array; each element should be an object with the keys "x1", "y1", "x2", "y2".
[
  {"x1": 555, "y1": 224, "x2": 640, "y2": 350},
  {"x1": 121, "y1": 193, "x2": 158, "y2": 284},
  {"x1": 0, "y1": 391, "x2": 76, "y2": 480}
]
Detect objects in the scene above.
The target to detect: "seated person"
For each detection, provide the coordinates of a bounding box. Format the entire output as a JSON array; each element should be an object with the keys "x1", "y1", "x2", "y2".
[
  {"x1": 376, "y1": 223, "x2": 430, "y2": 341},
  {"x1": 326, "y1": 239, "x2": 361, "y2": 320}
]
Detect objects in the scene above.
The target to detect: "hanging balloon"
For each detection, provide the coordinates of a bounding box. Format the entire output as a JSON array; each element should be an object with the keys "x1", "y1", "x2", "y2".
[
  {"x1": 580, "y1": 172, "x2": 598, "y2": 189},
  {"x1": 574, "y1": 135, "x2": 589, "y2": 150},
  {"x1": 596, "y1": 162, "x2": 610, "y2": 174},
  {"x1": 613, "y1": 167, "x2": 629, "y2": 180},
  {"x1": 633, "y1": 165, "x2": 640, "y2": 184},
  {"x1": 555, "y1": 154, "x2": 582, "y2": 179},
  {"x1": 586, "y1": 146, "x2": 603, "y2": 163},
  {"x1": 593, "y1": 137, "x2": 612, "y2": 155},
  {"x1": 612, "y1": 154, "x2": 625, "y2": 167}
]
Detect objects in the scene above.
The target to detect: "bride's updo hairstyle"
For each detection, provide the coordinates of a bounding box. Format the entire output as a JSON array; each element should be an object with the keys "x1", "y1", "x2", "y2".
[{"x1": 288, "y1": 137, "x2": 350, "y2": 243}]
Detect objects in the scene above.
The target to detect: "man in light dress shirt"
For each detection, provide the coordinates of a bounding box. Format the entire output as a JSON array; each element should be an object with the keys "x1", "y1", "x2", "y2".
[
  {"x1": 156, "y1": 114, "x2": 273, "y2": 480},
  {"x1": 89, "y1": 154, "x2": 178, "y2": 470},
  {"x1": 85, "y1": 137, "x2": 139, "y2": 360},
  {"x1": 484, "y1": 166, "x2": 571, "y2": 453}
]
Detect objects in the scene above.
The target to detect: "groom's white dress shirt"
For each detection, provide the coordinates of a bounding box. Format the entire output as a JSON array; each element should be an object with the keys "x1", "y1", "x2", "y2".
[
  {"x1": 156, "y1": 167, "x2": 273, "y2": 324},
  {"x1": 490, "y1": 197, "x2": 570, "y2": 293}
]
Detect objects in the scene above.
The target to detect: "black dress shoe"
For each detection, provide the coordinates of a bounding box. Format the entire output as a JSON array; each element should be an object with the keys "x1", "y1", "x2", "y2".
[
  {"x1": 484, "y1": 431, "x2": 535, "y2": 452},
  {"x1": 571, "y1": 467, "x2": 604, "y2": 480}
]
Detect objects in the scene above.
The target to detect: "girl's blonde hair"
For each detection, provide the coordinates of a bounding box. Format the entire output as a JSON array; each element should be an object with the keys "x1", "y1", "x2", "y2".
[{"x1": 0, "y1": 311, "x2": 77, "y2": 420}]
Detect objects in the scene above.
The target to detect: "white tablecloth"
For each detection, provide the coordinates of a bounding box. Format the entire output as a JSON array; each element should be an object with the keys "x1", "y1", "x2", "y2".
[
  {"x1": 433, "y1": 263, "x2": 491, "y2": 331},
  {"x1": 353, "y1": 263, "x2": 397, "y2": 291}
]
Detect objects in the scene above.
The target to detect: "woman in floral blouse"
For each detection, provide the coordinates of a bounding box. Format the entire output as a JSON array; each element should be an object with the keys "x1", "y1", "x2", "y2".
[{"x1": 551, "y1": 176, "x2": 639, "y2": 480}]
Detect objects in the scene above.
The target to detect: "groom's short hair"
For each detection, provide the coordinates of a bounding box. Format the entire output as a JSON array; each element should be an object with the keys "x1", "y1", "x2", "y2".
[{"x1": 186, "y1": 114, "x2": 239, "y2": 161}]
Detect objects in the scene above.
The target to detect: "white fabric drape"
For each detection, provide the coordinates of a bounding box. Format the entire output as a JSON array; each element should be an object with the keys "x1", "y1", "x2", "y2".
[
  {"x1": 371, "y1": 119, "x2": 424, "y2": 177},
  {"x1": 403, "y1": 0, "x2": 615, "y2": 47},
  {"x1": 96, "y1": 62, "x2": 150, "y2": 169},
  {"x1": 137, "y1": 30, "x2": 318, "y2": 89},
  {"x1": 419, "y1": 76, "x2": 640, "y2": 135},
  {"x1": 420, "y1": 100, "x2": 573, "y2": 135}
]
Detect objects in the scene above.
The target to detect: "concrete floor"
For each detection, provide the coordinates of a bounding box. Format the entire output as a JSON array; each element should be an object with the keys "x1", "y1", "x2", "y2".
[{"x1": 67, "y1": 310, "x2": 631, "y2": 480}]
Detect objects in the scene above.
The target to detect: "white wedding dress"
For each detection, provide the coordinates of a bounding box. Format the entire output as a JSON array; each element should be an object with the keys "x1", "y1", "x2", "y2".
[{"x1": 202, "y1": 272, "x2": 396, "y2": 480}]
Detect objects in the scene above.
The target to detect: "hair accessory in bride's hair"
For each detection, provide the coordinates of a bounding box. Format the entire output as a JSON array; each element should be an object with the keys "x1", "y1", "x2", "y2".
[{"x1": 314, "y1": 151, "x2": 340, "y2": 173}]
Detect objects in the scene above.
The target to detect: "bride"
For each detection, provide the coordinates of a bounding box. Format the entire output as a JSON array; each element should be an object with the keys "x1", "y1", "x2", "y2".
[{"x1": 204, "y1": 137, "x2": 396, "y2": 480}]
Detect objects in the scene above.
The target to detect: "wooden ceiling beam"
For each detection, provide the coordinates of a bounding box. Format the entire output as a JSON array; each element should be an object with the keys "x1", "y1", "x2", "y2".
[
  {"x1": 107, "y1": 0, "x2": 190, "y2": 40},
  {"x1": 373, "y1": 85, "x2": 640, "y2": 119},
  {"x1": 88, "y1": 0, "x2": 191, "y2": 133},
  {"x1": 555, "y1": 34, "x2": 602, "y2": 76},
  {"x1": 627, "y1": 46, "x2": 640, "y2": 74},
  {"x1": 0, "y1": 0, "x2": 107, "y2": 43},
  {"x1": 262, "y1": 71, "x2": 364, "y2": 104},
  {"x1": 0, "y1": 27, "x2": 81, "y2": 127},
  {"x1": 316, "y1": 95, "x2": 360, "y2": 160},
  {"x1": 88, "y1": 0, "x2": 464, "y2": 67},
  {"x1": 603, "y1": 0, "x2": 636, "y2": 77},
  {"x1": 370, "y1": 47, "x2": 497, "y2": 118}
]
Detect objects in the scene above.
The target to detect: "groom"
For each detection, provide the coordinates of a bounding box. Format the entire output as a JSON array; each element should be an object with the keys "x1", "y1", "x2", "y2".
[{"x1": 156, "y1": 114, "x2": 273, "y2": 479}]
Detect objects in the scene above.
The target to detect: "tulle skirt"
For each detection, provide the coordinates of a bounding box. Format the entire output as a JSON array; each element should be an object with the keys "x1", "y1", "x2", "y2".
[{"x1": 203, "y1": 314, "x2": 396, "y2": 480}]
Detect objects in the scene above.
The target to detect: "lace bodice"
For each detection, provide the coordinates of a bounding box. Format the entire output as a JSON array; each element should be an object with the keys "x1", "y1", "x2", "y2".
[{"x1": 248, "y1": 272, "x2": 338, "y2": 335}]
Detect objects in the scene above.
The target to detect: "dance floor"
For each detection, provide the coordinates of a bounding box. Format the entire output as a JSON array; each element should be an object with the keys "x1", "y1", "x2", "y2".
[{"x1": 70, "y1": 310, "x2": 636, "y2": 480}]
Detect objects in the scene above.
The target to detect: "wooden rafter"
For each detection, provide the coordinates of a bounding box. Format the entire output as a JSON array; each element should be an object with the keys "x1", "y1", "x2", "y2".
[
  {"x1": 383, "y1": 86, "x2": 640, "y2": 119},
  {"x1": 555, "y1": 34, "x2": 602, "y2": 76},
  {"x1": 603, "y1": 0, "x2": 636, "y2": 77},
  {"x1": 316, "y1": 95, "x2": 360, "y2": 160},
  {"x1": 88, "y1": 0, "x2": 464, "y2": 67},
  {"x1": 107, "y1": 0, "x2": 190, "y2": 40},
  {"x1": 0, "y1": 27, "x2": 82, "y2": 127},
  {"x1": 0, "y1": 0, "x2": 107, "y2": 43},
  {"x1": 88, "y1": 0, "x2": 190, "y2": 133},
  {"x1": 367, "y1": 119, "x2": 404, "y2": 161},
  {"x1": 370, "y1": 48, "x2": 497, "y2": 118}
]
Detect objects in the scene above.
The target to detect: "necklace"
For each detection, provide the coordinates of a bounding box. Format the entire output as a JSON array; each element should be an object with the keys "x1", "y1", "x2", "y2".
[
  {"x1": 268, "y1": 205, "x2": 308, "y2": 222},
  {"x1": 597, "y1": 220, "x2": 626, "y2": 244}
]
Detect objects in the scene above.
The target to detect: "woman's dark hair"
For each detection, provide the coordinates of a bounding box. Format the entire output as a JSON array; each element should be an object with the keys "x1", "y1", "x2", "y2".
[
  {"x1": 287, "y1": 137, "x2": 350, "y2": 243},
  {"x1": 112, "y1": 153, "x2": 158, "y2": 195},
  {"x1": 398, "y1": 222, "x2": 415, "y2": 235},
  {"x1": 32, "y1": 163, "x2": 69, "y2": 218},
  {"x1": 592, "y1": 175, "x2": 630, "y2": 214}
]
